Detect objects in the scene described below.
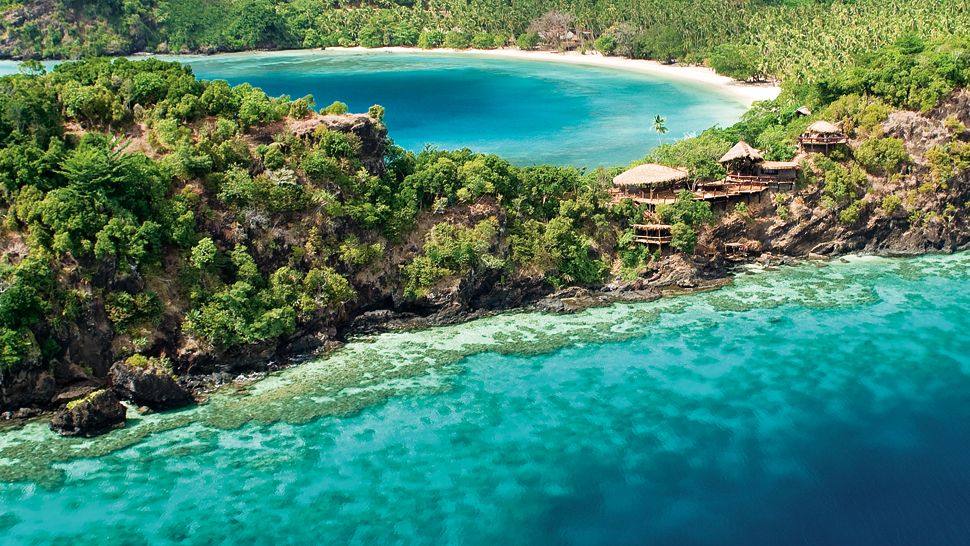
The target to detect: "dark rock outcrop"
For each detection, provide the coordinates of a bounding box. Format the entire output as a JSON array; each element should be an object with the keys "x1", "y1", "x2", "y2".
[
  {"x1": 1, "y1": 367, "x2": 56, "y2": 412},
  {"x1": 535, "y1": 285, "x2": 662, "y2": 314},
  {"x1": 109, "y1": 360, "x2": 194, "y2": 411},
  {"x1": 50, "y1": 389, "x2": 126, "y2": 437},
  {"x1": 290, "y1": 114, "x2": 388, "y2": 174}
]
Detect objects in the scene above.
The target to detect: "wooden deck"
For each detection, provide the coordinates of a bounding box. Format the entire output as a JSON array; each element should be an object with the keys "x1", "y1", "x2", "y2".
[
  {"x1": 694, "y1": 184, "x2": 768, "y2": 201},
  {"x1": 612, "y1": 176, "x2": 781, "y2": 212}
]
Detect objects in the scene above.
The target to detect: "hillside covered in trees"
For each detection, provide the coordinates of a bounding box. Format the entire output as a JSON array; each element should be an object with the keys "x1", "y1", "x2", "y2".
[
  {"x1": 1, "y1": 0, "x2": 968, "y2": 81},
  {"x1": 0, "y1": 35, "x2": 967, "y2": 427}
]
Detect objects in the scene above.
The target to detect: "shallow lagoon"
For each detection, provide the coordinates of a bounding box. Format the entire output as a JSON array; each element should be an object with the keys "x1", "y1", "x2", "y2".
[
  {"x1": 0, "y1": 50, "x2": 748, "y2": 167},
  {"x1": 1, "y1": 253, "x2": 969, "y2": 545}
]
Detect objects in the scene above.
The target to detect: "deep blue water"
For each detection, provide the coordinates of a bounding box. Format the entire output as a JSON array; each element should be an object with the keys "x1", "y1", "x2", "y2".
[{"x1": 0, "y1": 253, "x2": 968, "y2": 545}]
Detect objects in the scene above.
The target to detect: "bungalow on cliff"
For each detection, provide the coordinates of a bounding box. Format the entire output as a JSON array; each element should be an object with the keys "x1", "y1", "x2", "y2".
[
  {"x1": 719, "y1": 141, "x2": 799, "y2": 190},
  {"x1": 718, "y1": 141, "x2": 763, "y2": 178},
  {"x1": 631, "y1": 223, "x2": 673, "y2": 249},
  {"x1": 611, "y1": 163, "x2": 691, "y2": 208},
  {"x1": 799, "y1": 120, "x2": 848, "y2": 152}
]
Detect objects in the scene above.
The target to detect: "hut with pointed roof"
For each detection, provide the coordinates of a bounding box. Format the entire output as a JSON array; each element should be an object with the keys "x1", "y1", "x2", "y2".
[
  {"x1": 799, "y1": 120, "x2": 848, "y2": 152},
  {"x1": 611, "y1": 163, "x2": 691, "y2": 207},
  {"x1": 718, "y1": 141, "x2": 763, "y2": 176},
  {"x1": 718, "y1": 141, "x2": 799, "y2": 189}
]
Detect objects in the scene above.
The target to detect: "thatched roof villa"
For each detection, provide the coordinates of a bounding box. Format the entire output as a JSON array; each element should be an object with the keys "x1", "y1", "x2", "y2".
[
  {"x1": 805, "y1": 120, "x2": 842, "y2": 134},
  {"x1": 719, "y1": 141, "x2": 799, "y2": 188},
  {"x1": 718, "y1": 141, "x2": 763, "y2": 165},
  {"x1": 799, "y1": 120, "x2": 848, "y2": 151},
  {"x1": 611, "y1": 163, "x2": 691, "y2": 207},
  {"x1": 613, "y1": 163, "x2": 690, "y2": 188}
]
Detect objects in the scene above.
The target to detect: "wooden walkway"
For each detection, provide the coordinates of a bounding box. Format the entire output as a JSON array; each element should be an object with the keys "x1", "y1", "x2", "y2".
[{"x1": 612, "y1": 183, "x2": 770, "y2": 209}]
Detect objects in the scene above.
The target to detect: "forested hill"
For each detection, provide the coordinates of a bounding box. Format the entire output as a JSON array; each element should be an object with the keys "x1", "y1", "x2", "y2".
[
  {"x1": 1, "y1": 0, "x2": 968, "y2": 81},
  {"x1": 0, "y1": 36, "x2": 966, "y2": 425}
]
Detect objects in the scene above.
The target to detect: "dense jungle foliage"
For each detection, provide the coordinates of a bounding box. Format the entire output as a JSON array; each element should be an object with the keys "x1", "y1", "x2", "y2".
[
  {"x1": 1, "y1": 0, "x2": 967, "y2": 81},
  {"x1": 0, "y1": 34, "x2": 966, "y2": 377}
]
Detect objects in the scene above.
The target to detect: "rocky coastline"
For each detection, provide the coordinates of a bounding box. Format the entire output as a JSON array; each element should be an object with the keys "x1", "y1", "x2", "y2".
[{"x1": 0, "y1": 81, "x2": 967, "y2": 438}]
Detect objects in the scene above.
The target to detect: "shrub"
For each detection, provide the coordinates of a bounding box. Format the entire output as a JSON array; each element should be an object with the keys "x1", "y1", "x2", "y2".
[
  {"x1": 443, "y1": 32, "x2": 471, "y2": 50},
  {"x1": 856, "y1": 137, "x2": 908, "y2": 174},
  {"x1": 926, "y1": 140, "x2": 970, "y2": 186},
  {"x1": 776, "y1": 204, "x2": 790, "y2": 220},
  {"x1": 288, "y1": 95, "x2": 314, "y2": 119},
  {"x1": 237, "y1": 87, "x2": 284, "y2": 128},
  {"x1": 367, "y1": 104, "x2": 385, "y2": 122},
  {"x1": 637, "y1": 25, "x2": 685, "y2": 63},
  {"x1": 302, "y1": 150, "x2": 344, "y2": 183},
  {"x1": 733, "y1": 201, "x2": 752, "y2": 221},
  {"x1": 471, "y1": 33, "x2": 498, "y2": 49},
  {"x1": 708, "y1": 44, "x2": 764, "y2": 81},
  {"x1": 881, "y1": 194, "x2": 902, "y2": 215},
  {"x1": 594, "y1": 34, "x2": 617, "y2": 55},
  {"x1": 542, "y1": 215, "x2": 605, "y2": 286},
  {"x1": 402, "y1": 218, "x2": 502, "y2": 298},
  {"x1": 645, "y1": 131, "x2": 731, "y2": 181},
  {"x1": 516, "y1": 32, "x2": 540, "y2": 51},
  {"x1": 838, "y1": 200, "x2": 863, "y2": 225},
  {"x1": 339, "y1": 237, "x2": 384, "y2": 266},
  {"x1": 657, "y1": 190, "x2": 714, "y2": 227},
  {"x1": 0, "y1": 325, "x2": 41, "y2": 373},
  {"x1": 417, "y1": 30, "x2": 445, "y2": 49},
  {"x1": 190, "y1": 237, "x2": 219, "y2": 271},
  {"x1": 669, "y1": 222, "x2": 697, "y2": 254},
  {"x1": 820, "y1": 160, "x2": 867, "y2": 208},
  {"x1": 322, "y1": 101, "x2": 349, "y2": 115}
]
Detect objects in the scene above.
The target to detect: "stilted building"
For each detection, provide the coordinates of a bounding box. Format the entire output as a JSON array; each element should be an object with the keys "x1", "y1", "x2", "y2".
[
  {"x1": 719, "y1": 141, "x2": 799, "y2": 190},
  {"x1": 631, "y1": 223, "x2": 672, "y2": 250},
  {"x1": 798, "y1": 120, "x2": 848, "y2": 153},
  {"x1": 611, "y1": 163, "x2": 691, "y2": 209}
]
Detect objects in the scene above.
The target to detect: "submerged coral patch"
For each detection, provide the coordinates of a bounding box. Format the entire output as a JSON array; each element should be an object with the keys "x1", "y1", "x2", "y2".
[{"x1": 0, "y1": 253, "x2": 967, "y2": 486}]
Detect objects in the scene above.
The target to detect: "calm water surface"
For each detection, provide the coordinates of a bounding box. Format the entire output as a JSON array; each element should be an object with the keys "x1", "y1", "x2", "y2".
[
  {"x1": 0, "y1": 51, "x2": 748, "y2": 166},
  {"x1": 0, "y1": 253, "x2": 968, "y2": 545}
]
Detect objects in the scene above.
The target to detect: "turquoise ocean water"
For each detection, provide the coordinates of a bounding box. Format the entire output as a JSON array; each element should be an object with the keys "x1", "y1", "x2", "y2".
[
  {"x1": 0, "y1": 51, "x2": 748, "y2": 167},
  {"x1": 1, "y1": 253, "x2": 968, "y2": 545}
]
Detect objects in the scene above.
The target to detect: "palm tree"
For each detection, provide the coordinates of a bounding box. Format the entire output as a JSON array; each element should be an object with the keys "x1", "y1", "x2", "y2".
[{"x1": 653, "y1": 115, "x2": 668, "y2": 144}]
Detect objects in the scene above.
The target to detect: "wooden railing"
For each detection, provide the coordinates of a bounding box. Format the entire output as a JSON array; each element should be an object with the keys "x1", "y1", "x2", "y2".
[
  {"x1": 632, "y1": 223, "x2": 672, "y2": 246},
  {"x1": 724, "y1": 174, "x2": 773, "y2": 184},
  {"x1": 799, "y1": 135, "x2": 848, "y2": 145}
]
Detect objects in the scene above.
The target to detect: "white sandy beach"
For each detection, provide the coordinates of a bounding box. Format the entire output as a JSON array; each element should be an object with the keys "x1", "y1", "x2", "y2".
[{"x1": 324, "y1": 46, "x2": 781, "y2": 105}]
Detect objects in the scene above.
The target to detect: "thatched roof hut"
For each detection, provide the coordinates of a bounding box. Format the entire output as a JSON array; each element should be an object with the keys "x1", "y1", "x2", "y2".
[
  {"x1": 795, "y1": 106, "x2": 812, "y2": 117},
  {"x1": 805, "y1": 120, "x2": 841, "y2": 134},
  {"x1": 718, "y1": 141, "x2": 763, "y2": 164},
  {"x1": 799, "y1": 120, "x2": 848, "y2": 151},
  {"x1": 613, "y1": 164, "x2": 689, "y2": 188}
]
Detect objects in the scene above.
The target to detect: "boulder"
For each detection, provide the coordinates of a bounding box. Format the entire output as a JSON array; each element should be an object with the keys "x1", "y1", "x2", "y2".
[
  {"x1": 1, "y1": 368, "x2": 56, "y2": 412},
  {"x1": 109, "y1": 358, "x2": 194, "y2": 411},
  {"x1": 50, "y1": 389, "x2": 126, "y2": 437},
  {"x1": 648, "y1": 254, "x2": 703, "y2": 288},
  {"x1": 535, "y1": 285, "x2": 662, "y2": 314}
]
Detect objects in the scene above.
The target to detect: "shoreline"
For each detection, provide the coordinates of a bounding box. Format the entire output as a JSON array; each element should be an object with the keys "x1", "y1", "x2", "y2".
[
  {"x1": 1, "y1": 46, "x2": 781, "y2": 106},
  {"x1": 2, "y1": 251, "x2": 966, "y2": 485},
  {"x1": 332, "y1": 47, "x2": 781, "y2": 105},
  {"x1": 146, "y1": 46, "x2": 781, "y2": 106}
]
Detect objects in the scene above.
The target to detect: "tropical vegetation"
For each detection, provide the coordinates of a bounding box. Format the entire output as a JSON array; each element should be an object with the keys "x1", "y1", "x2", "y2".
[
  {"x1": 0, "y1": 7, "x2": 966, "y2": 401},
  {"x1": 1, "y1": 0, "x2": 967, "y2": 81}
]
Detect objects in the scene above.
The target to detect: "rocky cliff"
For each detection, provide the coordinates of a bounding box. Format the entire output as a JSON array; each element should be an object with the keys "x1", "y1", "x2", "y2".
[{"x1": 1, "y1": 87, "x2": 967, "y2": 435}]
